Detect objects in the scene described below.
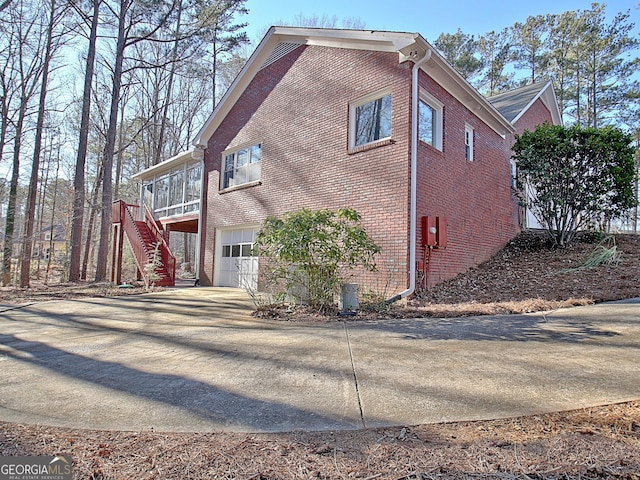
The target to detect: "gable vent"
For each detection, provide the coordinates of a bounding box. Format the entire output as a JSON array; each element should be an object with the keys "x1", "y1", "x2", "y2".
[{"x1": 260, "y1": 42, "x2": 302, "y2": 70}]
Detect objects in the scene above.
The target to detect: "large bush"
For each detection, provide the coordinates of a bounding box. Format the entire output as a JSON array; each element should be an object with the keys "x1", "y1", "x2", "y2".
[
  {"x1": 255, "y1": 208, "x2": 381, "y2": 311},
  {"x1": 512, "y1": 123, "x2": 636, "y2": 246}
]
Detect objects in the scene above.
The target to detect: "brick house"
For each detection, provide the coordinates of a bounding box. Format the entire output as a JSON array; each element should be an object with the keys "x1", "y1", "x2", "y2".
[
  {"x1": 125, "y1": 27, "x2": 560, "y2": 299},
  {"x1": 488, "y1": 81, "x2": 562, "y2": 230}
]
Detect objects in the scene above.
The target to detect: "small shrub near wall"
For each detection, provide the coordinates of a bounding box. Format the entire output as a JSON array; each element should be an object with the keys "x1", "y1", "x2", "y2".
[{"x1": 254, "y1": 208, "x2": 381, "y2": 313}]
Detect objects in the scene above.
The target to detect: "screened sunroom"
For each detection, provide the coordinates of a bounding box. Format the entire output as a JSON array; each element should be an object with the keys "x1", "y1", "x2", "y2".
[
  {"x1": 115, "y1": 148, "x2": 205, "y2": 282},
  {"x1": 133, "y1": 149, "x2": 204, "y2": 234}
]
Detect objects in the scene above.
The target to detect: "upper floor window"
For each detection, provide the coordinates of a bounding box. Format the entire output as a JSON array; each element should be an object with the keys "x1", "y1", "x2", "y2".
[
  {"x1": 419, "y1": 91, "x2": 443, "y2": 151},
  {"x1": 350, "y1": 90, "x2": 392, "y2": 148},
  {"x1": 465, "y1": 124, "x2": 474, "y2": 161},
  {"x1": 222, "y1": 143, "x2": 262, "y2": 189}
]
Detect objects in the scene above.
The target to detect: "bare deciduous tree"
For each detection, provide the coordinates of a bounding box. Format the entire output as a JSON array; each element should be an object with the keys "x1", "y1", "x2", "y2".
[
  {"x1": 1, "y1": 0, "x2": 47, "y2": 285},
  {"x1": 68, "y1": 0, "x2": 101, "y2": 282},
  {"x1": 94, "y1": 0, "x2": 179, "y2": 281},
  {"x1": 20, "y1": 0, "x2": 70, "y2": 287}
]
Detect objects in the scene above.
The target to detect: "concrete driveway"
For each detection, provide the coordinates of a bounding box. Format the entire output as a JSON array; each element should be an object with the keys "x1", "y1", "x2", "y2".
[{"x1": 0, "y1": 288, "x2": 639, "y2": 433}]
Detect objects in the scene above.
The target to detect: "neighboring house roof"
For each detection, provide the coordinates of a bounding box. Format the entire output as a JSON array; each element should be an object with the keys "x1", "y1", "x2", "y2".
[
  {"x1": 193, "y1": 26, "x2": 516, "y2": 148},
  {"x1": 488, "y1": 80, "x2": 562, "y2": 126}
]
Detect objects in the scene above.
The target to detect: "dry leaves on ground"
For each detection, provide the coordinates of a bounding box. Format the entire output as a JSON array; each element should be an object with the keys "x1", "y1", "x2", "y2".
[
  {"x1": 1, "y1": 402, "x2": 639, "y2": 479},
  {"x1": 1, "y1": 231, "x2": 640, "y2": 478}
]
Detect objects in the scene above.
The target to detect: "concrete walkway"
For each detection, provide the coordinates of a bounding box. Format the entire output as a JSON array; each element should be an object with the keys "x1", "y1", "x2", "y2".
[{"x1": 0, "y1": 288, "x2": 639, "y2": 433}]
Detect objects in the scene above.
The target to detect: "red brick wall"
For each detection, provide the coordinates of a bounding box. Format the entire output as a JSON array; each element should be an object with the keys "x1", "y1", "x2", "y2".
[
  {"x1": 200, "y1": 45, "x2": 415, "y2": 293},
  {"x1": 415, "y1": 73, "x2": 520, "y2": 287},
  {"x1": 512, "y1": 98, "x2": 553, "y2": 137},
  {"x1": 199, "y1": 43, "x2": 550, "y2": 295}
]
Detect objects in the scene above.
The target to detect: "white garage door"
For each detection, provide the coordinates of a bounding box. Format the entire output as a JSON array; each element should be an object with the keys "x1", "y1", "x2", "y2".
[{"x1": 219, "y1": 228, "x2": 259, "y2": 290}]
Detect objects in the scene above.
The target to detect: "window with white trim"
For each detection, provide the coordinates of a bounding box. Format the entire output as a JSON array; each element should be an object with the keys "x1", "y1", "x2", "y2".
[
  {"x1": 465, "y1": 124, "x2": 474, "y2": 161},
  {"x1": 510, "y1": 159, "x2": 517, "y2": 189},
  {"x1": 222, "y1": 143, "x2": 262, "y2": 189},
  {"x1": 419, "y1": 91, "x2": 443, "y2": 151},
  {"x1": 349, "y1": 90, "x2": 392, "y2": 149}
]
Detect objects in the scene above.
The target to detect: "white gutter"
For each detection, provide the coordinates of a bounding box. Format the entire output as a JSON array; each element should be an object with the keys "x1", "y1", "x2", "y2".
[{"x1": 387, "y1": 49, "x2": 431, "y2": 303}]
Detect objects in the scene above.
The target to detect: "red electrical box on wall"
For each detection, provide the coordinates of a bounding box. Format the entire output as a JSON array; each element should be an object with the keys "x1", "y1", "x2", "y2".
[{"x1": 421, "y1": 216, "x2": 447, "y2": 247}]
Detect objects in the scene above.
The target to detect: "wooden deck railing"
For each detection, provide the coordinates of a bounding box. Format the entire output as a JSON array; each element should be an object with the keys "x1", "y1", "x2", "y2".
[
  {"x1": 143, "y1": 204, "x2": 176, "y2": 283},
  {"x1": 112, "y1": 200, "x2": 176, "y2": 285}
]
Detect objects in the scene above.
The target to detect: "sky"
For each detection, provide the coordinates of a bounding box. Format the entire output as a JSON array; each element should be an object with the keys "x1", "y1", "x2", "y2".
[{"x1": 241, "y1": 0, "x2": 640, "y2": 44}]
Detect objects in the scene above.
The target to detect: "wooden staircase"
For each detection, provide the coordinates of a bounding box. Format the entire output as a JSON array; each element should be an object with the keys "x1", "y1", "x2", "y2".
[{"x1": 112, "y1": 200, "x2": 176, "y2": 287}]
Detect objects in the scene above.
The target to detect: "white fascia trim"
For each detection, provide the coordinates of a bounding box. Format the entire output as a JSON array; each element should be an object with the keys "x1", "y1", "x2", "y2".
[
  {"x1": 420, "y1": 49, "x2": 515, "y2": 137},
  {"x1": 544, "y1": 82, "x2": 562, "y2": 125},
  {"x1": 270, "y1": 27, "x2": 420, "y2": 53},
  {"x1": 192, "y1": 27, "x2": 280, "y2": 148},
  {"x1": 546, "y1": 82, "x2": 563, "y2": 125},
  {"x1": 511, "y1": 80, "x2": 562, "y2": 126},
  {"x1": 192, "y1": 28, "x2": 424, "y2": 149},
  {"x1": 132, "y1": 148, "x2": 200, "y2": 181},
  {"x1": 192, "y1": 26, "x2": 514, "y2": 150}
]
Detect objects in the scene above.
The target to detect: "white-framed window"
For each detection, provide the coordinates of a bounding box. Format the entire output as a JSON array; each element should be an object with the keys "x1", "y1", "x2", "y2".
[
  {"x1": 465, "y1": 124, "x2": 474, "y2": 161},
  {"x1": 349, "y1": 89, "x2": 392, "y2": 149},
  {"x1": 222, "y1": 143, "x2": 262, "y2": 189},
  {"x1": 510, "y1": 159, "x2": 517, "y2": 189},
  {"x1": 419, "y1": 90, "x2": 444, "y2": 151}
]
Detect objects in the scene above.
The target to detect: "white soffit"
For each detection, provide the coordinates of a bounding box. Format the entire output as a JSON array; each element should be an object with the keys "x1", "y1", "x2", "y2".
[{"x1": 133, "y1": 150, "x2": 196, "y2": 181}]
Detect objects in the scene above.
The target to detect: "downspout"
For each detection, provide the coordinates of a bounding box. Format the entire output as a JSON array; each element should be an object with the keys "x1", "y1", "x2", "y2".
[{"x1": 387, "y1": 48, "x2": 431, "y2": 303}]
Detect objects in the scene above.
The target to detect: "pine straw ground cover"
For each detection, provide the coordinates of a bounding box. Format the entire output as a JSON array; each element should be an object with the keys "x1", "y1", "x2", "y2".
[
  {"x1": 1, "y1": 401, "x2": 639, "y2": 479},
  {"x1": 254, "y1": 231, "x2": 640, "y2": 322},
  {"x1": 1, "y1": 231, "x2": 640, "y2": 479}
]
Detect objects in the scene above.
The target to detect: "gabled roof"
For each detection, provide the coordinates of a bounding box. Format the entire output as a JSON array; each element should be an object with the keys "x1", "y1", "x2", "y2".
[
  {"x1": 488, "y1": 80, "x2": 562, "y2": 125},
  {"x1": 192, "y1": 27, "x2": 515, "y2": 148}
]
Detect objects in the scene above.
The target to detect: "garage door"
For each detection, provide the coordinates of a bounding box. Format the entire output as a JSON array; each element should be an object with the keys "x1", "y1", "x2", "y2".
[{"x1": 219, "y1": 228, "x2": 259, "y2": 290}]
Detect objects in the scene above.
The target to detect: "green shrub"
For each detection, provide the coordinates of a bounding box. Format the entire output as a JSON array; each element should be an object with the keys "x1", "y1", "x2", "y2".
[{"x1": 255, "y1": 208, "x2": 381, "y2": 312}]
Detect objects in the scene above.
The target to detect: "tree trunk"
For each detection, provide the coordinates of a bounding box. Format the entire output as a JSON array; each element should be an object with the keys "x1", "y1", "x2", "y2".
[
  {"x1": 94, "y1": 0, "x2": 128, "y2": 282},
  {"x1": 183, "y1": 231, "x2": 190, "y2": 270},
  {"x1": 45, "y1": 143, "x2": 61, "y2": 284},
  {"x1": 153, "y1": 0, "x2": 183, "y2": 166},
  {"x1": 1, "y1": 98, "x2": 27, "y2": 285},
  {"x1": 575, "y1": 53, "x2": 581, "y2": 126},
  {"x1": 1, "y1": 2, "x2": 46, "y2": 285},
  {"x1": 0, "y1": 75, "x2": 9, "y2": 167},
  {"x1": 35, "y1": 138, "x2": 52, "y2": 279},
  {"x1": 82, "y1": 163, "x2": 103, "y2": 280},
  {"x1": 20, "y1": 0, "x2": 57, "y2": 287},
  {"x1": 591, "y1": 50, "x2": 598, "y2": 129},
  {"x1": 211, "y1": 33, "x2": 218, "y2": 106},
  {"x1": 69, "y1": 0, "x2": 100, "y2": 282},
  {"x1": 114, "y1": 99, "x2": 127, "y2": 199}
]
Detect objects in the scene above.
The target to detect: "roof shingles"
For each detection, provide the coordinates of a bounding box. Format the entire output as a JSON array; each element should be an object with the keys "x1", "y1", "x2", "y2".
[{"x1": 487, "y1": 81, "x2": 549, "y2": 123}]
